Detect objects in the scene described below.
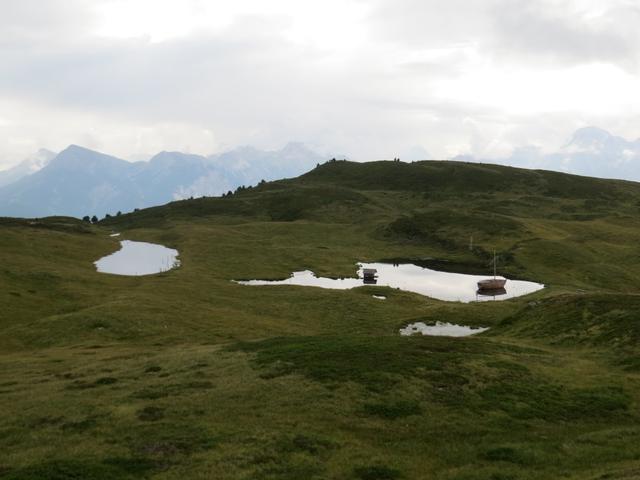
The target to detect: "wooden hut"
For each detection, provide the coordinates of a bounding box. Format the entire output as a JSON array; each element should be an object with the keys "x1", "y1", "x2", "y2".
[{"x1": 362, "y1": 268, "x2": 378, "y2": 284}]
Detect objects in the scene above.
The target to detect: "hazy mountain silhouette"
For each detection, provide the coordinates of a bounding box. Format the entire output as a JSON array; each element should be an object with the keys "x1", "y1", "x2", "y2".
[
  {"x1": 0, "y1": 149, "x2": 56, "y2": 188},
  {"x1": 4, "y1": 127, "x2": 635, "y2": 219},
  {"x1": 455, "y1": 127, "x2": 640, "y2": 181},
  {"x1": 0, "y1": 143, "x2": 326, "y2": 218}
]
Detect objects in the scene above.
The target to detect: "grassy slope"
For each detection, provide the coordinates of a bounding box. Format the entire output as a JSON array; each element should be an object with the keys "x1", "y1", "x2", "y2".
[{"x1": 2, "y1": 160, "x2": 640, "y2": 479}]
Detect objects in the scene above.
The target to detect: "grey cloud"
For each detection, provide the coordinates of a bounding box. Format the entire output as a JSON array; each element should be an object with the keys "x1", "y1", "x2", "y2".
[
  {"x1": 367, "y1": 0, "x2": 496, "y2": 47},
  {"x1": 490, "y1": 0, "x2": 640, "y2": 67},
  {"x1": 0, "y1": 0, "x2": 97, "y2": 44},
  {"x1": 0, "y1": 19, "x2": 299, "y2": 116},
  {"x1": 368, "y1": 0, "x2": 640, "y2": 69}
]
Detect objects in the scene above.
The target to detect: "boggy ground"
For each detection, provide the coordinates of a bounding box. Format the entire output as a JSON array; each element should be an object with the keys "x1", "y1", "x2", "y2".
[{"x1": 2, "y1": 160, "x2": 640, "y2": 479}]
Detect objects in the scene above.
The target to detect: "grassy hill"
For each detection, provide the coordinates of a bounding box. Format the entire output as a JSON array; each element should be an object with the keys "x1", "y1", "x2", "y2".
[{"x1": 2, "y1": 160, "x2": 640, "y2": 479}]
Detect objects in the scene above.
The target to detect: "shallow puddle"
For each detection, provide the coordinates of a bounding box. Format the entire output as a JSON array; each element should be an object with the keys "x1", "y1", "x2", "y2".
[
  {"x1": 236, "y1": 262, "x2": 543, "y2": 302},
  {"x1": 95, "y1": 240, "x2": 180, "y2": 276},
  {"x1": 399, "y1": 321, "x2": 489, "y2": 337}
]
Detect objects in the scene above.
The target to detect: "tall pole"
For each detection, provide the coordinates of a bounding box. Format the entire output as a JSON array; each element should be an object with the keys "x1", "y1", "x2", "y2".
[{"x1": 493, "y1": 250, "x2": 496, "y2": 279}]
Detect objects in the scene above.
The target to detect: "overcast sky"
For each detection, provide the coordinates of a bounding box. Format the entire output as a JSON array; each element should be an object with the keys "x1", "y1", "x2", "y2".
[{"x1": 1, "y1": 0, "x2": 640, "y2": 168}]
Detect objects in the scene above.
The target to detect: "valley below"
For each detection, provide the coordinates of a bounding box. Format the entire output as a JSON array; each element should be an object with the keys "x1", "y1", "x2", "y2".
[{"x1": 2, "y1": 160, "x2": 640, "y2": 479}]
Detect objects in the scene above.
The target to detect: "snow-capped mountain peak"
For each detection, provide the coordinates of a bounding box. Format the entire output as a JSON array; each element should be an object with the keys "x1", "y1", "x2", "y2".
[{"x1": 0, "y1": 149, "x2": 56, "y2": 188}]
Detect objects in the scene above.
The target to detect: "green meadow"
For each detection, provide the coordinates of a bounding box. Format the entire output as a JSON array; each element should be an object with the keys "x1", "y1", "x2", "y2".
[{"x1": 2, "y1": 160, "x2": 640, "y2": 479}]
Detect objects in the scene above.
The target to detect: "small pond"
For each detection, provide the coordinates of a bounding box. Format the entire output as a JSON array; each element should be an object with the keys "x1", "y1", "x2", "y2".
[
  {"x1": 235, "y1": 262, "x2": 543, "y2": 303},
  {"x1": 95, "y1": 240, "x2": 180, "y2": 276},
  {"x1": 400, "y1": 321, "x2": 489, "y2": 337}
]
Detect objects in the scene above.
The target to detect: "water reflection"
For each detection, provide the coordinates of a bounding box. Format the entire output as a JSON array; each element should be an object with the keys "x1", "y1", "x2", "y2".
[
  {"x1": 236, "y1": 262, "x2": 543, "y2": 303},
  {"x1": 400, "y1": 321, "x2": 489, "y2": 337},
  {"x1": 95, "y1": 240, "x2": 180, "y2": 276},
  {"x1": 475, "y1": 287, "x2": 507, "y2": 301}
]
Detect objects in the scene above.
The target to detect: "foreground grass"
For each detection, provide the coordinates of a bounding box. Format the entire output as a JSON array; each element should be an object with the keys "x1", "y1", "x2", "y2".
[
  {"x1": 2, "y1": 339, "x2": 639, "y2": 480},
  {"x1": 2, "y1": 161, "x2": 640, "y2": 479}
]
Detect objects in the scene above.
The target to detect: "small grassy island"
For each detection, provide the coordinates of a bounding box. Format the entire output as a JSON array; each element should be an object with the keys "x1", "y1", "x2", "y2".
[{"x1": 2, "y1": 160, "x2": 640, "y2": 479}]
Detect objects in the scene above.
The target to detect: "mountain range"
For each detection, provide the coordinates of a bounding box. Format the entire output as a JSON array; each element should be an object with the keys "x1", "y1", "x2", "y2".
[
  {"x1": 455, "y1": 126, "x2": 640, "y2": 181},
  {"x1": 1, "y1": 126, "x2": 639, "y2": 219},
  {"x1": 0, "y1": 143, "x2": 328, "y2": 218},
  {"x1": 0, "y1": 149, "x2": 56, "y2": 188}
]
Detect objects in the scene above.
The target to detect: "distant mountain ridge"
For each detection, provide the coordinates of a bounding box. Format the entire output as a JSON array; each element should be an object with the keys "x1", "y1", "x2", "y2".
[
  {"x1": 2, "y1": 127, "x2": 638, "y2": 219},
  {"x1": 455, "y1": 127, "x2": 640, "y2": 181},
  {"x1": 0, "y1": 149, "x2": 56, "y2": 188},
  {"x1": 0, "y1": 143, "x2": 327, "y2": 218}
]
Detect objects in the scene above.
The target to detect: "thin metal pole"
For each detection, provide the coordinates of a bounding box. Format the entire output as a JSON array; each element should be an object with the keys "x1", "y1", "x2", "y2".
[{"x1": 493, "y1": 250, "x2": 496, "y2": 279}]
